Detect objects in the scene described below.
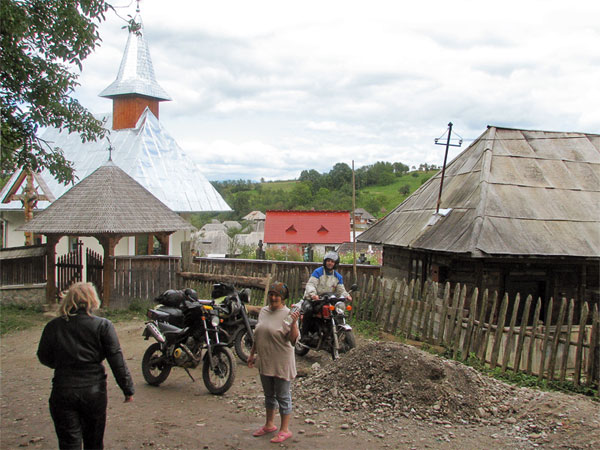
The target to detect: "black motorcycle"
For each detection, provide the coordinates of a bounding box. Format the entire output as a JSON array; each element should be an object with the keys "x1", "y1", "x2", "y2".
[
  {"x1": 295, "y1": 284, "x2": 358, "y2": 360},
  {"x1": 211, "y1": 283, "x2": 257, "y2": 363},
  {"x1": 141, "y1": 291, "x2": 236, "y2": 395}
]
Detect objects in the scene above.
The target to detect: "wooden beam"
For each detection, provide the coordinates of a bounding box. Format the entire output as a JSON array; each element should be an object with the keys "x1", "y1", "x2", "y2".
[
  {"x1": 178, "y1": 272, "x2": 269, "y2": 290},
  {"x1": 99, "y1": 235, "x2": 122, "y2": 308},
  {"x1": 45, "y1": 235, "x2": 60, "y2": 304}
]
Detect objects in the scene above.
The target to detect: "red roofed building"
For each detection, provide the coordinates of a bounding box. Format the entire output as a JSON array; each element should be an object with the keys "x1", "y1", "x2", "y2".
[{"x1": 264, "y1": 210, "x2": 350, "y2": 258}]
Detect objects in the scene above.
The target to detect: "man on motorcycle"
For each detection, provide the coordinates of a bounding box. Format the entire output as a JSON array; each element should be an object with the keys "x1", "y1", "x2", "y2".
[{"x1": 301, "y1": 252, "x2": 352, "y2": 342}]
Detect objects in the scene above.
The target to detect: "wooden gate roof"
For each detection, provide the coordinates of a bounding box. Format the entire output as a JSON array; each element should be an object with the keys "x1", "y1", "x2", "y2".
[
  {"x1": 19, "y1": 161, "x2": 194, "y2": 235},
  {"x1": 358, "y1": 126, "x2": 600, "y2": 259}
]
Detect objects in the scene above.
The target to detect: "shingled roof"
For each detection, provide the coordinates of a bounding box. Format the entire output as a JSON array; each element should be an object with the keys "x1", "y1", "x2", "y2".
[
  {"x1": 358, "y1": 126, "x2": 600, "y2": 258},
  {"x1": 19, "y1": 161, "x2": 194, "y2": 235}
]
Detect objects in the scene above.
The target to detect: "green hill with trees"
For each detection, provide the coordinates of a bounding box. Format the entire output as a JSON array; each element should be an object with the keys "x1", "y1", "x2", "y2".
[{"x1": 191, "y1": 161, "x2": 438, "y2": 229}]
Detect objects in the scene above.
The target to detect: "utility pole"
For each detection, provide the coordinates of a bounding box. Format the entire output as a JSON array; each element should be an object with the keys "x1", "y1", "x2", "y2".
[
  {"x1": 434, "y1": 122, "x2": 462, "y2": 214},
  {"x1": 352, "y1": 160, "x2": 357, "y2": 282}
]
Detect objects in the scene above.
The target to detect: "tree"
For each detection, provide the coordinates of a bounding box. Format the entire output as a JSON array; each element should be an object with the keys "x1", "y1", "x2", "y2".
[{"x1": 1, "y1": 0, "x2": 111, "y2": 184}]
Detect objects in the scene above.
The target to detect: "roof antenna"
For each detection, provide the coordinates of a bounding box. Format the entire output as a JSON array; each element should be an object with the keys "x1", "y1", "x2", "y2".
[{"x1": 434, "y1": 122, "x2": 462, "y2": 214}]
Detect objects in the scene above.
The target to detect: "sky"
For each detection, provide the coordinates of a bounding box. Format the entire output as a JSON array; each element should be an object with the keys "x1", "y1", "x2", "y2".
[{"x1": 73, "y1": 0, "x2": 600, "y2": 181}]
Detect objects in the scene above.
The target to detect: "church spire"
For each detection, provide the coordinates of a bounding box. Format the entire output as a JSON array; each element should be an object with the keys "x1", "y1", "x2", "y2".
[{"x1": 99, "y1": 7, "x2": 170, "y2": 130}]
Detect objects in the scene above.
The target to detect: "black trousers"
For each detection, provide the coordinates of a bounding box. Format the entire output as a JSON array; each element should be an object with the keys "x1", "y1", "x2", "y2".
[{"x1": 49, "y1": 382, "x2": 107, "y2": 450}]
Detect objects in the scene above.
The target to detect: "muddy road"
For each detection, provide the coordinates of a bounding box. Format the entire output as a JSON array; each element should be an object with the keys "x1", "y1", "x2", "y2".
[{"x1": 1, "y1": 320, "x2": 598, "y2": 449}]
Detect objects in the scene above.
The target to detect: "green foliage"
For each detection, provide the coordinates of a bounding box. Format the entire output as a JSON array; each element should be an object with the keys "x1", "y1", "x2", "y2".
[
  {"x1": 203, "y1": 166, "x2": 438, "y2": 223},
  {"x1": 398, "y1": 184, "x2": 410, "y2": 195},
  {"x1": 437, "y1": 349, "x2": 599, "y2": 398},
  {"x1": 265, "y1": 247, "x2": 303, "y2": 261},
  {"x1": 1, "y1": 0, "x2": 111, "y2": 184},
  {"x1": 338, "y1": 252, "x2": 379, "y2": 265},
  {"x1": 0, "y1": 303, "x2": 47, "y2": 335},
  {"x1": 98, "y1": 298, "x2": 154, "y2": 322},
  {"x1": 349, "y1": 318, "x2": 382, "y2": 340}
]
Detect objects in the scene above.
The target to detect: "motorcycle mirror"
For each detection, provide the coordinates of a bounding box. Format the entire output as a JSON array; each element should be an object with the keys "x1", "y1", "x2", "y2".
[
  {"x1": 239, "y1": 288, "x2": 251, "y2": 303},
  {"x1": 349, "y1": 284, "x2": 359, "y2": 292}
]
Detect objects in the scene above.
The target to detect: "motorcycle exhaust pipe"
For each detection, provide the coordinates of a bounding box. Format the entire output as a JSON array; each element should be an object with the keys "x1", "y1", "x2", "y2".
[{"x1": 146, "y1": 322, "x2": 166, "y2": 343}]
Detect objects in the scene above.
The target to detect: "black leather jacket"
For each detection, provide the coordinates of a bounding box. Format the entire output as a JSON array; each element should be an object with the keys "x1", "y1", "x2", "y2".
[{"x1": 37, "y1": 309, "x2": 134, "y2": 396}]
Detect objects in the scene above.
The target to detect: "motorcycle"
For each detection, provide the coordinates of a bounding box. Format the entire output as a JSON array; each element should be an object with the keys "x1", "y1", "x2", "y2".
[
  {"x1": 211, "y1": 283, "x2": 257, "y2": 363},
  {"x1": 295, "y1": 284, "x2": 358, "y2": 360},
  {"x1": 141, "y1": 292, "x2": 236, "y2": 395}
]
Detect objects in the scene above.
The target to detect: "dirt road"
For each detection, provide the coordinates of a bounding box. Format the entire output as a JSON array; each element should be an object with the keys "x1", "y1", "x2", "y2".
[{"x1": 1, "y1": 320, "x2": 598, "y2": 449}]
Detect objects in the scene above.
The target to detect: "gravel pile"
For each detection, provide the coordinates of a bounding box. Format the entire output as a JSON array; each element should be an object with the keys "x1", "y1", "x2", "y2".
[{"x1": 294, "y1": 341, "x2": 527, "y2": 424}]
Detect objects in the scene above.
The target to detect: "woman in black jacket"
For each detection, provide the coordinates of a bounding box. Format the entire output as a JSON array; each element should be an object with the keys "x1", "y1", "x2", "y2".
[{"x1": 37, "y1": 282, "x2": 134, "y2": 450}]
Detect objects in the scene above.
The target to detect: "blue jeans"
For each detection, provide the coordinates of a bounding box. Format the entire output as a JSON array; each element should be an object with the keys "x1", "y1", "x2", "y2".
[{"x1": 260, "y1": 374, "x2": 292, "y2": 415}]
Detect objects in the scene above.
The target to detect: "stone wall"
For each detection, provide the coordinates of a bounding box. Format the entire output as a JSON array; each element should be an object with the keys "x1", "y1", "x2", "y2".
[{"x1": 0, "y1": 284, "x2": 46, "y2": 305}]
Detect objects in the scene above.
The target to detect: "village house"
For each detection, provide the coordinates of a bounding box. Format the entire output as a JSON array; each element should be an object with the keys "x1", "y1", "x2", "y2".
[
  {"x1": 358, "y1": 126, "x2": 600, "y2": 321},
  {"x1": 0, "y1": 12, "x2": 230, "y2": 259},
  {"x1": 353, "y1": 207, "x2": 377, "y2": 229},
  {"x1": 264, "y1": 210, "x2": 350, "y2": 260}
]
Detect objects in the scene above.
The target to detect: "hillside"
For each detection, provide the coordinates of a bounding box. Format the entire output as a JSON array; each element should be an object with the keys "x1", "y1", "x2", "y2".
[{"x1": 191, "y1": 165, "x2": 437, "y2": 228}]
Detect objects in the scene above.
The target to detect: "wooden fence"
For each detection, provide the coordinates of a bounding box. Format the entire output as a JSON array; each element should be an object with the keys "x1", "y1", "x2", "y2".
[
  {"x1": 350, "y1": 276, "x2": 599, "y2": 388},
  {"x1": 110, "y1": 256, "x2": 181, "y2": 308},
  {"x1": 0, "y1": 245, "x2": 46, "y2": 286}
]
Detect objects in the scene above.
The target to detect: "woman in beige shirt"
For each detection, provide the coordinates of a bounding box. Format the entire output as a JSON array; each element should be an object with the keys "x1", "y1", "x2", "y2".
[{"x1": 248, "y1": 281, "x2": 299, "y2": 444}]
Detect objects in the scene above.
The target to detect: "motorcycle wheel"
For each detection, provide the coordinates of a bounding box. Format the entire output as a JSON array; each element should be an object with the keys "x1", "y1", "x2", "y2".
[
  {"x1": 202, "y1": 346, "x2": 236, "y2": 395},
  {"x1": 141, "y1": 343, "x2": 171, "y2": 386},
  {"x1": 294, "y1": 340, "x2": 310, "y2": 356},
  {"x1": 338, "y1": 329, "x2": 357, "y2": 354},
  {"x1": 234, "y1": 328, "x2": 253, "y2": 363}
]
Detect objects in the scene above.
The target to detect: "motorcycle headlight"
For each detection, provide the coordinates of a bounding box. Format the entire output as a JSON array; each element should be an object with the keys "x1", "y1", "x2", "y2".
[
  {"x1": 335, "y1": 301, "x2": 346, "y2": 315},
  {"x1": 210, "y1": 314, "x2": 220, "y2": 327}
]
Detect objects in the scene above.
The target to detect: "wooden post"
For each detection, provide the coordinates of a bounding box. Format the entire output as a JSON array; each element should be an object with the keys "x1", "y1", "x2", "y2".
[
  {"x1": 462, "y1": 287, "x2": 479, "y2": 361},
  {"x1": 548, "y1": 298, "x2": 567, "y2": 381},
  {"x1": 514, "y1": 295, "x2": 533, "y2": 373},
  {"x1": 479, "y1": 290, "x2": 498, "y2": 363},
  {"x1": 100, "y1": 235, "x2": 120, "y2": 308},
  {"x1": 559, "y1": 299, "x2": 575, "y2": 382},
  {"x1": 501, "y1": 293, "x2": 521, "y2": 372},
  {"x1": 526, "y1": 298, "x2": 542, "y2": 375},
  {"x1": 181, "y1": 240, "x2": 192, "y2": 272},
  {"x1": 45, "y1": 234, "x2": 60, "y2": 304},
  {"x1": 538, "y1": 298, "x2": 555, "y2": 381},
  {"x1": 437, "y1": 282, "x2": 451, "y2": 346},
  {"x1": 573, "y1": 302, "x2": 589, "y2": 386},
  {"x1": 490, "y1": 293, "x2": 509, "y2": 369}
]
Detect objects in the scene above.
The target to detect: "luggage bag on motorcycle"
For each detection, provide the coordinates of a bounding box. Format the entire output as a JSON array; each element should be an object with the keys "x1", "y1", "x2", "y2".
[{"x1": 154, "y1": 289, "x2": 186, "y2": 307}]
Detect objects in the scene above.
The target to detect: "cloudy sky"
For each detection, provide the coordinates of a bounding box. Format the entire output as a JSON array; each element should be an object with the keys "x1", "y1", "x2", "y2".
[{"x1": 73, "y1": 0, "x2": 600, "y2": 181}]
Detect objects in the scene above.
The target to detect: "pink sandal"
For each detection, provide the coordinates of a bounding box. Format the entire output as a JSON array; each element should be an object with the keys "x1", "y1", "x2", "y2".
[
  {"x1": 253, "y1": 425, "x2": 278, "y2": 437},
  {"x1": 270, "y1": 431, "x2": 292, "y2": 443}
]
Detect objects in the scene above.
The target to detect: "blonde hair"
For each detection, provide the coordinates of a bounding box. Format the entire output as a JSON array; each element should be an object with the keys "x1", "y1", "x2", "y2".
[{"x1": 59, "y1": 282, "x2": 101, "y2": 319}]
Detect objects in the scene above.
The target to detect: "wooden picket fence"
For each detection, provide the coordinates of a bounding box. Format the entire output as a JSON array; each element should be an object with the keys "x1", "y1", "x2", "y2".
[{"x1": 350, "y1": 276, "x2": 599, "y2": 389}]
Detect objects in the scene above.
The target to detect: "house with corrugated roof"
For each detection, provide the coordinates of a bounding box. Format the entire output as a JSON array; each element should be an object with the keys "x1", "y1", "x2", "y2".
[
  {"x1": 0, "y1": 11, "x2": 230, "y2": 258},
  {"x1": 358, "y1": 126, "x2": 600, "y2": 316},
  {"x1": 264, "y1": 210, "x2": 351, "y2": 259}
]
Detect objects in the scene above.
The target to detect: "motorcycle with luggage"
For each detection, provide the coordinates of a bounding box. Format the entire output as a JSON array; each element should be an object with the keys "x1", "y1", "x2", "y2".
[
  {"x1": 295, "y1": 284, "x2": 358, "y2": 360},
  {"x1": 141, "y1": 289, "x2": 236, "y2": 395},
  {"x1": 210, "y1": 283, "x2": 257, "y2": 363}
]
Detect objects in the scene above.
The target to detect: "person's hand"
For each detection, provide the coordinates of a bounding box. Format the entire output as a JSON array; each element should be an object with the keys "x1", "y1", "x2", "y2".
[
  {"x1": 346, "y1": 294, "x2": 352, "y2": 302},
  {"x1": 247, "y1": 353, "x2": 256, "y2": 369},
  {"x1": 124, "y1": 395, "x2": 133, "y2": 403},
  {"x1": 290, "y1": 310, "x2": 300, "y2": 324},
  {"x1": 311, "y1": 294, "x2": 319, "y2": 300}
]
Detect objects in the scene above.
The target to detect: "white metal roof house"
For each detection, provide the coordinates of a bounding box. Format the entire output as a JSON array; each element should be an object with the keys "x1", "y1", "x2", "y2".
[{"x1": 0, "y1": 12, "x2": 230, "y2": 259}]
